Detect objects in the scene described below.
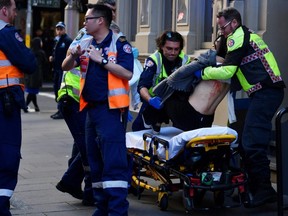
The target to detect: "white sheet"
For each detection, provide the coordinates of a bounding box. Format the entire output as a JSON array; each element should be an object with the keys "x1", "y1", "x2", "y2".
[{"x1": 126, "y1": 126, "x2": 238, "y2": 160}]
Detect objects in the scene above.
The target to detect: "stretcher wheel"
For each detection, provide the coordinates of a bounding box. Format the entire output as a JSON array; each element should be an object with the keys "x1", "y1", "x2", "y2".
[
  {"x1": 129, "y1": 179, "x2": 145, "y2": 197},
  {"x1": 182, "y1": 188, "x2": 206, "y2": 211},
  {"x1": 158, "y1": 192, "x2": 168, "y2": 211},
  {"x1": 214, "y1": 190, "x2": 225, "y2": 206}
]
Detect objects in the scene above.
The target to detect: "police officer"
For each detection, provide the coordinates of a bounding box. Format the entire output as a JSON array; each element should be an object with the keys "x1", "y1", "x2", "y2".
[
  {"x1": 197, "y1": 7, "x2": 286, "y2": 207},
  {"x1": 132, "y1": 30, "x2": 190, "y2": 133},
  {"x1": 62, "y1": 4, "x2": 133, "y2": 216},
  {"x1": 55, "y1": 66, "x2": 94, "y2": 205},
  {"x1": 49, "y1": 21, "x2": 72, "y2": 119},
  {"x1": 0, "y1": 0, "x2": 37, "y2": 215}
]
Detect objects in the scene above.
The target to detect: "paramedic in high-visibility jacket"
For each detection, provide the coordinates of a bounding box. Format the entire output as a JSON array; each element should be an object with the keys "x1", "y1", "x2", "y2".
[
  {"x1": 0, "y1": 0, "x2": 37, "y2": 215},
  {"x1": 195, "y1": 7, "x2": 286, "y2": 208},
  {"x1": 62, "y1": 4, "x2": 133, "y2": 216}
]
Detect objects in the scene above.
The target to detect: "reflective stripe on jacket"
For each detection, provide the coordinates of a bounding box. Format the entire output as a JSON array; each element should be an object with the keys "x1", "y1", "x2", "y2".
[
  {"x1": 57, "y1": 67, "x2": 81, "y2": 102},
  {"x1": 0, "y1": 50, "x2": 24, "y2": 89},
  {"x1": 203, "y1": 26, "x2": 284, "y2": 95},
  {"x1": 79, "y1": 33, "x2": 130, "y2": 111}
]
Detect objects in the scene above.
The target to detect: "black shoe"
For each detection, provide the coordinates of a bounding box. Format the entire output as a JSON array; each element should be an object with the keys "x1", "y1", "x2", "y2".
[
  {"x1": 23, "y1": 107, "x2": 29, "y2": 113},
  {"x1": 56, "y1": 181, "x2": 83, "y2": 200},
  {"x1": 82, "y1": 199, "x2": 96, "y2": 206},
  {"x1": 244, "y1": 183, "x2": 277, "y2": 208},
  {"x1": 50, "y1": 111, "x2": 59, "y2": 118},
  {"x1": 52, "y1": 112, "x2": 64, "y2": 119},
  {"x1": 151, "y1": 123, "x2": 161, "y2": 135},
  {"x1": 35, "y1": 107, "x2": 40, "y2": 112}
]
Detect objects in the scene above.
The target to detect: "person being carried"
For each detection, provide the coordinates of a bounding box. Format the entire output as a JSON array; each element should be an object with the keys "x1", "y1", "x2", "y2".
[
  {"x1": 132, "y1": 30, "x2": 190, "y2": 133},
  {"x1": 153, "y1": 50, "x2": 230, "y2": 131}
]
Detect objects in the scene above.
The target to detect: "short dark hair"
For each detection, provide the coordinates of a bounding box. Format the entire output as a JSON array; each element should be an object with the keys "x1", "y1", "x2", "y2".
[
  {"x1": 86, "y1": 3, "x2": 113, "y2": 27},
  {"x1": 97, "y1": 0, "x2": 116, "y2": 7},
  {"x1": 0, "y1": 0, "x2": 12, "y2": 9},
  {"x1": 217, "y1": 7, "x2": 242, "y2": 25},
  {"x1": 156, "y1": 30, "x2": 184, "y2": 51}
]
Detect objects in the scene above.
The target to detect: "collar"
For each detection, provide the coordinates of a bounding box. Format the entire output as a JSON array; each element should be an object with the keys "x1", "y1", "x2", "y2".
[{"x1": 0, "y1": 20, "x2": 8, "y2": 31}]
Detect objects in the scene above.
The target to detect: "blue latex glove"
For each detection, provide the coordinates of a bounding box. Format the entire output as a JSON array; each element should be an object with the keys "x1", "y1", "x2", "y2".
[
  {"x1": 127, "y1": 110, "x2": 133, "y2": 122},
  {"x1": 194, "y1": 69, "x2": 202, "y2": 79},
  {"x1": 149, "y1": 96, "x2": 163, "y2": 110}
]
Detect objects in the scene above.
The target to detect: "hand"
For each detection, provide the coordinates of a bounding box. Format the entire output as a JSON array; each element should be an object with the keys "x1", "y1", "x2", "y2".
[
  {"x1": 86, "y1": 45, "x2": 102, "y2": 63},
  {"x1": 194, "y1": 69, "x2": 202, "y2": 79},
  {"x1": 127, "y1": 111, "x2": 133, "y2": 122},
  {"x1": 70, "y1": 45, "x2": 84, "y2": 59},
  {"x1": 149, "y1": 96, "x2": 163, "y2": 110}
]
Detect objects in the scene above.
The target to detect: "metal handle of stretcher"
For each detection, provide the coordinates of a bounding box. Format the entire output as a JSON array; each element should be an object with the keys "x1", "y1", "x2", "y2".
[
  {"x1": 143, "y1": 133, "x2": 170, "y2": 160},
  {"x1": 186, "y1": 134, "x2": 236, "y2": 151}
]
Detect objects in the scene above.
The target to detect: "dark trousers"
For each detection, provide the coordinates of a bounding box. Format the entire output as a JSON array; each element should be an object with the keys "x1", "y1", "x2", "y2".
[
  {"x1": 241, "y1": 88, "x2": 284, "y2": 183},
  {"x1": 0, "y1": 98, "x2": 21, "y2": 216},
  {"x1": 59, "y1": 97, "x2": 92, "y2": 199},
  {"x1": 86, "y1": 104, "x2": 129, "y2": 216}
]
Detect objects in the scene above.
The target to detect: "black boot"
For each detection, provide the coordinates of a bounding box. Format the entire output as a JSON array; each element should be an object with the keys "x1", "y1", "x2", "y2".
[{"x1": 244, "y1": 181, "x2": 277, "y2": 208}]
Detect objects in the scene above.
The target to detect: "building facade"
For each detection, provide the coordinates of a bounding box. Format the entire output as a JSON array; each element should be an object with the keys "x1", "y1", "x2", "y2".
[
  {"x1": 14, "y1": 0, "x2": 288, "y2": 124},
  {"x1": 108, "y1": 0, "x2": 288, "y2": 125}
]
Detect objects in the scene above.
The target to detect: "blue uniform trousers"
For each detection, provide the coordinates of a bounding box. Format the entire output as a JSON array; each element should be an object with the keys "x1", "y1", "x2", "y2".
[
  {"x1": 241, "y1": 88, "x2": 284, "y2": 183},
  {"x1": 0, "y1": 97, "x2": 22, "y2": 216},
  {"x1": 86, "y1": 103, "x2": 129, "y2": 216},
  {"x1": 59, "y1": 98, "x2": 92, "y2": 200}
]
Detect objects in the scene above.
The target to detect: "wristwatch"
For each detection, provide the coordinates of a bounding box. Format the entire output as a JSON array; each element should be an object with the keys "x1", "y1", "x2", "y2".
[{"x1": 100, "y1": 58, "x2": 108, "y2": 66}]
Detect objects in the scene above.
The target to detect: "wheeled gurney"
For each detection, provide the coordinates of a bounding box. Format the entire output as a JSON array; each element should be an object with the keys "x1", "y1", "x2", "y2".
[{"x1": 126, "y1": 126, "x2": 248, "y2": 212}]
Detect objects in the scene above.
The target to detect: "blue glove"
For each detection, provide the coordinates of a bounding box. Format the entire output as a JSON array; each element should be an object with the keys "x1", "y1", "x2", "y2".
[
  {"x1": 149, "y1": 96, "x2": 163, "y2": 110},
  {"x1": 194, "y1": 69, "x2": 202, "y2": 79},
  {"x1": 127, "y1": 110, "x2": 133, "y2": 122}
]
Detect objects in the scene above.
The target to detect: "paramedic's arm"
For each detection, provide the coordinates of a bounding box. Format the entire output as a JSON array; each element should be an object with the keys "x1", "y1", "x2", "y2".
[
  {"x1": 62, "y1": 44, "x2": 82, "y2": 71},
  {"x1": 139, "y1": 87, "x2": 151, "y2": 102},
  {"x1": 86, "y1": 41, "x2": 133, "y2": 81},
  {"x1": 137, "y1": 58, "x2": 157, "y2": 102}
]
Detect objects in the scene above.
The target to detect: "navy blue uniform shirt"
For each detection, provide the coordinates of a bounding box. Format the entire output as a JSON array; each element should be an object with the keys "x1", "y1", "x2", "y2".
[
  {"x1": 82, "y1": 30, "x2": 133, "y2": 103},
  {"x1": 0, "y1": 24, "x2": 36, "y2": 74},
  {"x1": 0, "y1": 23, "x2": 37, "y2": 108},
  {"x1": 52, "y1": 34, "x2": 72, "y2": 71}
]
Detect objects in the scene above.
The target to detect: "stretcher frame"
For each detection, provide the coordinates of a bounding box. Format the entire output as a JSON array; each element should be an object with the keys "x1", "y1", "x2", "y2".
[{"x1": 127, "y1": 130, "x2": 248, "y2": 212}]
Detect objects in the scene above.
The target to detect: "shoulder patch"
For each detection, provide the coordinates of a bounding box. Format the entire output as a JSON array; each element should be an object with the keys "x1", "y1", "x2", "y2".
[
  {"x1": 227, "y1": 39, "x2": 235, "y2": 47},
  {"x1": 75, "y1": 31, "x2": 85, "y2": 41},
  {"x1": 123, "y1": 44, "x2": 132, "y2": 54},
  {"x1": 118, "y1": 36, "x2": 127, "y2": 42},
  {"x1": 145, "y1": 60, "x2": 154, "y2": 68},
  {"x1": 15, "y1": 32, "x2": 23, "y2": 42}
]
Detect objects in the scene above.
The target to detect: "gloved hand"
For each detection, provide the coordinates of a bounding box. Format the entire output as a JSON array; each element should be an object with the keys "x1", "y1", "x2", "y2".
[
  {"x1": 127, "y1": 110, "x2": 133, "y2": 122},
  {"x1": 194, "y1": 69, "x2": 202, "y2": 79},
  {"x1": 149, "y1": 96, "x2": 163, "y2": 110}
]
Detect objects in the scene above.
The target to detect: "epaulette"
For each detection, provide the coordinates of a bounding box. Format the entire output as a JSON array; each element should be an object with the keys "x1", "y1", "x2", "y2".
[
  {"x1": 75, "y1": 31, "x2": 85, "y2": 41},
  {"x1": 118, "y1": 36, "x2": 127, "y2": 42}
]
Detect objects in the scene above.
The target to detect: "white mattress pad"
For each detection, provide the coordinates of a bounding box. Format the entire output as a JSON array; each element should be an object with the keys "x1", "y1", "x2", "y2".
[{"x1": 126, "y1": 126, "x2": 238, "y2": 160}]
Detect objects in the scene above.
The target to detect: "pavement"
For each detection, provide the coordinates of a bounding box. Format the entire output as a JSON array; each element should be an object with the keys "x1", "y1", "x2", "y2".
[{"x1": 9, "y1": 84, "x2": 285, "y2": 215}]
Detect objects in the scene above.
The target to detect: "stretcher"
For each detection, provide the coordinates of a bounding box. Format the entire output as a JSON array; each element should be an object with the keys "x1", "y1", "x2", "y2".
[{"x1": 126, "y1": 126, "x2": 248, "y2": 212}]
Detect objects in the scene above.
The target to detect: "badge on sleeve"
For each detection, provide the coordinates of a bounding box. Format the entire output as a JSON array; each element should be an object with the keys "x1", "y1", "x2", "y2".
[
  {"x1": 15, "y1": 32, "x2": 23, "y2": 42},
  {"x1": 123, "y1": 44, "x2": 132, "y2": 54},
  {"x1": 145, "y1": 60, "x2": 154, "y2": 68},
  {"x1": 227, "y1": 39, "x2": 235, "y2": 47}
]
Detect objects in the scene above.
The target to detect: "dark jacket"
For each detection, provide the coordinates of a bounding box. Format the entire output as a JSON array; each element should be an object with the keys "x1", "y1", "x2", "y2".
[
  {"x1": 25, "y1": 37, "x2": 48, "y2": 89},
  {"x1": 52, "y1": 33, "x2": 72, "y2": 71}
]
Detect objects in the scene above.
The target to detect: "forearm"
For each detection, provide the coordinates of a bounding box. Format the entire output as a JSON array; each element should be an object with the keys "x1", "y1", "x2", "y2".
[
  {"x1": 102, "y1": 61, "x2": 132, "y2": 80},
  {"x1": 139, "y1": 87, "x2": 151, "y2": 102},
  {"x1": 62, "y1": 54, "x2": 77, "y2": 71}
]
